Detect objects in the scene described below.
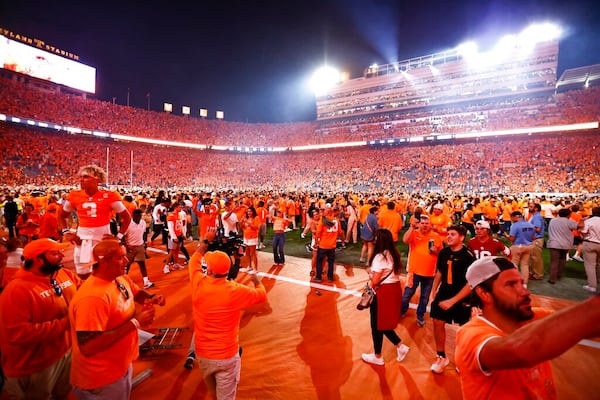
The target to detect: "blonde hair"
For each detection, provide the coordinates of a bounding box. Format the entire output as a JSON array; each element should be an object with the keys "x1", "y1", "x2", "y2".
[{"x1": 78, "y1": 165, "x2": 107, "y2": 184}]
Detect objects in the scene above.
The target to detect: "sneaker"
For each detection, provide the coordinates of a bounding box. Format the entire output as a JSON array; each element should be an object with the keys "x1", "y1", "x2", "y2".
[
  {"x1": 301, "y1": 233, "x2": 306, "y2": 239},
  {"x1": 573, "y1": 255, "x2": 584, "y2": 262},
  {"x1": 396, "y1": 344, "x2": 410, "y2": 362},
  {"x1": 430, "y1": 355, "x2": 449, "y2": 374},
  {"x1": 313, "y1": 277, "x2": 322, "y2": 283},
  {"x1": 583, "y1": 285, "x2": 597, "y2": 293},
  {"x1": 163, "y1": 265, "x2": 171, "y2": 274},
  {"x1": 183, "y1": 260, "x2": 189, "y2": 265},
  {"x1": 172, "y1": 263, "x2": 185, "y2": 270},
  {"x1": 359, "y1": 258, "x2": 366, "y2": 263},
  {"x1": 361, "y1": 353, "x2": 384, "y2": 366},
  {"x1": 143, "y1": 281, "x2": 155, "y2": 289},
  {"x1": 417, "y1": 318, "x2": 425, "y2": 327}
]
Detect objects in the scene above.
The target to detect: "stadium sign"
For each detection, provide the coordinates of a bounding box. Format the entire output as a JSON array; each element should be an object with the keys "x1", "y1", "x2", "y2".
[{"x1": 0, "y1": 26, "x2": 80, "y2": 60}]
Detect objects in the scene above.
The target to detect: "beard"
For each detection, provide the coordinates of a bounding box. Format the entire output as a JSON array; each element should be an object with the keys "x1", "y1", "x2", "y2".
[
  {"x1": 491, "y1": 292, "x2": 534, "y2": 322},
  {"x1": 40, "y1": 256, "x2": 63, "y2": 275}
]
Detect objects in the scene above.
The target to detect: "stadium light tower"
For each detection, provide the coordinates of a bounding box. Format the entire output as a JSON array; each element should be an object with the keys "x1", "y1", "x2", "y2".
[{"x1": 310, "y1": 66, "x2": 341, "y2": 95}]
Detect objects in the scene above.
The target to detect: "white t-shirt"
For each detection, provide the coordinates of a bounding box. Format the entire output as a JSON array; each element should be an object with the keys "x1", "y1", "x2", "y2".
[{"x1": 371, "y1": 250, "x2": 401, "y2": 284}]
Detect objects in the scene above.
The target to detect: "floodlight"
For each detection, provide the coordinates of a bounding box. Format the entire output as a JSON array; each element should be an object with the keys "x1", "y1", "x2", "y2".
[
  {"x1": 163, "y1": 103, "x2": 173, "y2": 113},
  {"x1": 457, "y1": 42, "x2": 478, "y2": 59},
  {"x1": 310, "y1": 66, "x2": 341, "y2": 95},
  {"x1": 520, "y1": 23, "x2": 561, "y2": 44}
]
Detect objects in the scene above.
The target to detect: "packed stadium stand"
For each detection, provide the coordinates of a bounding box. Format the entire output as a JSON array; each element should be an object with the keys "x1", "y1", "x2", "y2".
[{"x1": 1, "y1": 22, "x2": 600, "y2": 195}]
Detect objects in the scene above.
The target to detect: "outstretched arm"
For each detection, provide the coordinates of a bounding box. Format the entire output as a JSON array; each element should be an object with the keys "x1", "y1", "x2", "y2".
[{"x1": 479, "y1": 295, "x2": 600, "y2": 371}]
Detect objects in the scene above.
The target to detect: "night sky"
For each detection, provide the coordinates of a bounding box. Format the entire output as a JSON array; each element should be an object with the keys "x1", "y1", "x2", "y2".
[{"x1": 2, "y1": 0, "x2": 600, "y2": 123}]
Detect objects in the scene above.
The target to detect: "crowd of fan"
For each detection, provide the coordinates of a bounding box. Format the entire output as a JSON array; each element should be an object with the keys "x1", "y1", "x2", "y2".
[
  {"x1": 1, "y1": 76, "x2": 599, "y2": 148},
  {"x1": 1, "y1": 124, "x2": 599, "y2": 195}
]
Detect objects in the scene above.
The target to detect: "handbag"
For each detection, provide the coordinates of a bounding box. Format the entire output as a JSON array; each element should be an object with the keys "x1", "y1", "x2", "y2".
[{"x1": 356, "y1": 269, "x2": 393, "y2": 310}]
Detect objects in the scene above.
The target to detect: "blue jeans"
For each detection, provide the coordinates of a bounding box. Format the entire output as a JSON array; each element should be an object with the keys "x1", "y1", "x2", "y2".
[
  {"x1": 273, "y1": 233, "x2": 286, "y2": 264},
  {"x1": 316, "y1": 247, "x2": 335, "y2": 280},
  {"x1": 401, "y1": 274, "x2": 434, "y2": 321}
]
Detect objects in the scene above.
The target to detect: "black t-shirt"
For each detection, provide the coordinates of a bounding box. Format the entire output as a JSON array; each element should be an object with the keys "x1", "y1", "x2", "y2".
[{"x1": 434, "y1": 245, "x2": 476, "y2": 301}]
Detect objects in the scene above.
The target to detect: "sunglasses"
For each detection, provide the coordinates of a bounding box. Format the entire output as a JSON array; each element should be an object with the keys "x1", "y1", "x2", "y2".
[
  {"x1": 116, "y1": 280, "x2": 130, "y2": 300},
  {"x1": 50, "y1": 278, "x2": 63, "y2": 297}
]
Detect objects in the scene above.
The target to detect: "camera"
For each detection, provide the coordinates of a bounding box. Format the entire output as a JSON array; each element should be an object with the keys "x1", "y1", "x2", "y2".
[{"x1": 207, "y1": 228, "x2": 246, "y2": 280}]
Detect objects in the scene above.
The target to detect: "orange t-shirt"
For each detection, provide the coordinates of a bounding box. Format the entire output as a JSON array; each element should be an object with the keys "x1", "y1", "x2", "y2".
[
  {"x1": 430, "y1": 213, "x2": 452, "y2": 238},
  {"x1": 256, "y1": 206, "x2": 268, "y2": 224},
  {"x1": 456, "y1": 310, "x2": 556, "y2": 400},
  {"x1": 378, "y1": 209, "x2": 402, "y2": 242},
  {"x1": 405, "y1": 229, "x2": 442, "y2": 276},
  {"x1": 316, "y1": 218, "x2": 340, "y2": 249},
  {"x1": 69, "y1": 274, "x2": 139, "y2": 389},
  {"x1": 243, "y1": 216, "x2": 260, "y2": 240},
  {"x1": 189, "y1": 252, "x2": 266, "y2": 359}
]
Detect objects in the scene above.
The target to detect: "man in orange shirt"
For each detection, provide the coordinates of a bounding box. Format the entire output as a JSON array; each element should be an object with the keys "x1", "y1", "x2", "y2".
[
  {"x1": 401, "y1": 214, "x2": 443, "y2": 327},
  {"x1": 15, "y1": 203, "x2": 41, "y2": 244},
  {"x1": 456, "y1": 256, "x2": 600, "y2": 399},
  {"x1": 0, "y1": 238, "x2": 81, "y2": 399},
  {"x1": 314, "y1": 206, "x2": 342, "y2": 282},
  {"x1": 190, "y1": 231, "x2": 266, "y2": 399},
  {"x1": 256, "y1": 200, "x2": 268, "y2": 249},
  {"x1": 483, "y1": 197, "x2": 502, "y2": 235},
  {"x1": 430, "y1": 203, "x2": 453, "y2": 242},
  {"x1": 58, "y1": 165, "x2": 131, "y2": 279},
  {"x1": 69, "y1": 239, "x2": 165, "y2": 399},
  {"x1": 378, "y1": 201, "x2": 402, "y2": 243}
]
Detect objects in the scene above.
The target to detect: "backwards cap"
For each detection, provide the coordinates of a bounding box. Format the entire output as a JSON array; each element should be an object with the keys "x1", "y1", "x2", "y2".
[{"x1": 466, "y1": 256, "x2": 516, "y2": 289}]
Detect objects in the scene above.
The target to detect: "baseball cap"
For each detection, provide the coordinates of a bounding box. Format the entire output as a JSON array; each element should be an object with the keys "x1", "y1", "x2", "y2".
[
  {"x1": 93, "y1": 239, "x2": 122, "y2": 260},
  {"x1": 466, "y1": 256, "x2": 516, "y2": 289},
  {"x1": 23, "y1": 238, "x2": 69, "y2": 260},
  {"x1": 433, "y1": 203, "x2": 444, "y2": 210},
  {"x1": 511, "y1": 211, "x2": 523, "y2": 217},
  {"x1": 475, "y1": 220, "x2": 490, "y2": 229},
  {"x1": 204, "y1": 251, "x2": 232, "y2": 275}
]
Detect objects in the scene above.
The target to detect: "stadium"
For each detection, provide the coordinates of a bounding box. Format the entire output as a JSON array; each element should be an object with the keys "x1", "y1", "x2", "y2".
[{"x1": 1, "y1": 18, "x2": 600, "y2": 400}]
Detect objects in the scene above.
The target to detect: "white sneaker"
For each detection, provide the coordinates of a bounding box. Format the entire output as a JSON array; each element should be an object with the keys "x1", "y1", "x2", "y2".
[
  {"x1": 573, "y1": 255, "x2": 584, "y2": 262},
  {"x1": 583, "y1": 285, "x2": 597, "y2": 293},
  {"x1": 301, "y1": 233, "x2": 306, "y2": 239},
  {"x1": 163, "y1": 265, "x2": 171, "y2": 274},
  {"x1": 396, "y1": 344, "x2": 410, "y2": 362},
  {"x1": 144, "y1": 281, "x2": 155, "y2": 289},
  {"x1": 361, "y1": 353, "x2": 384, "y2": 366},
  {"x1": 430, "y1": 355, "x2": 449, "y2": 374}
]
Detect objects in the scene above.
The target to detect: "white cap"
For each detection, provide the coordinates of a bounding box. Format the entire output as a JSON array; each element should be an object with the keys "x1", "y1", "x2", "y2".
[{"x1": 466, "y1": 257, "x2": 516, "y2": 289}]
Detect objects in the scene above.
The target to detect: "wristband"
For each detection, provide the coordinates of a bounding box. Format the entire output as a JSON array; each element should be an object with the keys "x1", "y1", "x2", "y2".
[
  {"x1": 116, "y1": 232, "x2": 124, "y2": 240},
  {"x1": 130, "y1": 318, "x2": 140, "y2": 329}
]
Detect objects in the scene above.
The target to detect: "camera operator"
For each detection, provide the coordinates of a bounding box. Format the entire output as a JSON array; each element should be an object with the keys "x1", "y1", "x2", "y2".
[{"x1": 189, "y1": 229, "x2": 267, "y2": 399}]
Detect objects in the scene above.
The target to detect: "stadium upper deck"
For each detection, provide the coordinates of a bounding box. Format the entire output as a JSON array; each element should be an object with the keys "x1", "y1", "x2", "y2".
[{"x1": 315, "y1": 39, "x2": 558, "y2": 122}]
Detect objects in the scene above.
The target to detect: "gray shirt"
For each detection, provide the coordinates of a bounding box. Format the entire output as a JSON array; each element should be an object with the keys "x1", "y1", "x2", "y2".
[{"x1": 546, "y1": 217, "x2": 578, "y2": 249}]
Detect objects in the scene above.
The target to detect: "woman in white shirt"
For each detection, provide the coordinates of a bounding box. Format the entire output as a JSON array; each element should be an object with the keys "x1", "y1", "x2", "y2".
[{"x1": 361, "y1": 228, "x2": 410, "y2": 365}]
